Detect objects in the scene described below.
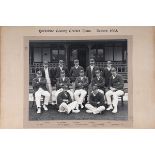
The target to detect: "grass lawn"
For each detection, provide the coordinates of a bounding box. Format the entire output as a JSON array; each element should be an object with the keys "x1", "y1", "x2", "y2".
[{"x1": 29, "y1": 101, "x2": 128, "y2": 121}]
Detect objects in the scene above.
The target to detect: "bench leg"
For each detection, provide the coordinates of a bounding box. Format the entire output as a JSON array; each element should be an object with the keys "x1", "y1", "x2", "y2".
[
  {"x1": 121, "y1": 96, "x2": 124, "y2": 106},
  {"x1": 32, "y1": 100, "x2": 35, "y2": 108},
  {"x1": 32, "y1": 94, "x2": 35, "y2": 108}
]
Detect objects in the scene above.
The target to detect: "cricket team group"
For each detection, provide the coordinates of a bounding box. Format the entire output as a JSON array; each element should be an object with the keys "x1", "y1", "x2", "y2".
[{"x1": 32, "y1": 58, "x2": 124, "y2": 115}]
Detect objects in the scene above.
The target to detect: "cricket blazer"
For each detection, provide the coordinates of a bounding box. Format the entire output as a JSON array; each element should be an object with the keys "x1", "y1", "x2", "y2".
[
  {"x1": 109, "y1": 74, "x2": 124, "y2": 90},
  {"x1": 91, "y1": 76, "x2": 105, "y2": 90},
  {"x1": 56, "y1": 77, "x2": 71, "y2": 90},
  {"x1": 32, "y1": 77, "x2": 48, "y2": 92},
  {"x1": 86, "y1": 65, "x2": 99, "y2": 83},
  {"x1": 89, "y1": 92, "x2": 105, "y2": 107},
  {"x1": 102, "y1": 67, "x2": 112, "y2": 87},
  {"x1": 75, "y1": 76, "x2": 89, "y2": 90},
  {"x1": 70, "y1": 66, "x2": 84, "y2": 82},
  {"x1": 57, "y1": 91, "x2": 72, "y2": 106},
  {"x1": 36, "y1": 68, "x2": 56, "y2": 85},
  {"x1": 55, "y1": 66, "x2": 69, "y2": 78}
]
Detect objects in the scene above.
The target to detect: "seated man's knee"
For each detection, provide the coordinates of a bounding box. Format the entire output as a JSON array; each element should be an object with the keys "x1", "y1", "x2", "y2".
[
  {"x1": 85, "y1": 103, "x2": 91, "y2": 109},
  {"x1": 115, "y1": 90, "x2": 124, "y2": 96},
  {"x1": 68, "y1": 90, "x2": 73, "y2": 95},
  {"x1": 98, "y1": 89, "x2": 104, "y2": 94},
  {"x1": 106, "y1": 90, "x2": 112, "y2": 96},
  {"x1": 82, "y1": 90, "x2": 87, "y2": 96},
  {"x1": 74, "y1": 90, "x2": 79, "y2": 95},
  {"x1": 113, "y1": 92, "x2": 119, "y2": 98},
  {"x1": 85, "y1": 103, "x2": 90, "y2": 108},
  {"x1": 46, "y1": 91, "x2": 50, "y2": 97},
  {"x1": 72, "y1": 100, "x2": 78, "y2": 105},
  {"x1": 99, "y1": 106, "x2": 105, "y2": 110},
  {"x1": 35, "y1": 91, "x2": 40, "y2": 98},
  {"x1": 55, "y1": 91, "x2": 59, "y2": 96}
]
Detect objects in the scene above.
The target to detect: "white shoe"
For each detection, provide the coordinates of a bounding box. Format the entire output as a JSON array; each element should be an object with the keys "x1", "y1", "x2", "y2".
[
  {"x1": 58, "y1": 106, "x2": 65, "y2": 112},
  {"x1": 58, "y1": 110, "x2": 64, "y2": 112},
  {"x1": 112, "y1": 108, "x2": 117, "y2": 113},
  {"x1": 62, "y1": 103, "x2": 71, "y2": 114},
  {"x1": 80, "y1": 104, "x2": 84, "y2": 109},
  {"x1": 93, "y1": 110, "x2": 99, "y2": 114},
  {"x1": 86, "y1": 110, "x2": 93, "y2": 113},
  {"x1": 51, "y1": 101, "x2": 57, "y2": 105},
  {"x1": 37, "y1": 107, "x2": 41, "y2": 114},
  {"x1": 106, "y1": 105, "x2": 113, "y2": 111},
  {"x1": 72, "y1": 109, "x2": 80, "y2": 113},
  {"x1": 94, "y1": 106, "x2": 105, "y2": 114},
  {"x1": 66, "y1": 107, "x2": 72, "y2": 114},
  {"x1": 43, "y1": 105, "x2": 48, "y2": 111},
  {"x1": 93, "y1": 107, "x2": 105, "y2": 114}
]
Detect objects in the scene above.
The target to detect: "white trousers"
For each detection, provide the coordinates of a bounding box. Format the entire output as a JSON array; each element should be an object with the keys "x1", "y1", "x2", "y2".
[
  {"x1": 85, "y1": 104, "x2": 105, "y2": 114},
  {"x1": 46, "y1": 82, "x2": 52, "y2": 93},
  {"x1": 72, "y1": 82, "x2": 75, "y2": 92},
  {"x1": 98, "y1": 89, "x2": 104, "y2": 94},
  {"x1": 74, "y1": 89, "x2": 87, "y2": 107},
  {"x1": 35, "y1": 88, "x2": 50, "y2": 108},
  {"x1": 46, "y1": 80, "x2": 52, "y2": 102},
  {"x1": 106, "y1": 90, "x2": 124, "y2": 107},
  {"x1": 55, "y1": 88, "x2": 74, "y2": 103},
  {"x1": 58, "y1": 101, "x2": 78, "y2": 113}
]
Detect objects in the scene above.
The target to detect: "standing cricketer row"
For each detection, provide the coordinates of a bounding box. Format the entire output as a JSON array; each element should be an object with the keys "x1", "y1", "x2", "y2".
[
  {"x1": 36, "y1": 58, "x2": 113, "y2": 86},
  {"x1": 32, "y1": 59, "x2": 124, "y2": 114}
]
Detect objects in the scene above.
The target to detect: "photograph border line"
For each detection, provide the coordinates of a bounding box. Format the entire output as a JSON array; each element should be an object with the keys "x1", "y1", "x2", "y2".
[{"x1": 23, "y1": 35, "x2": 133, "y2": 128}]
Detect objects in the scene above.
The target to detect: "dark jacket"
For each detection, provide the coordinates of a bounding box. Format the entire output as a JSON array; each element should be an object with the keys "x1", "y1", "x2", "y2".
[
  {"x1": 102, "y1": 67, "x2": 112, "y2": 87},
  {"x1": 75, "y1": 76, "x2": 88, "y2": 90},
  {"x1": 55, "y1": 66, "x2": 69, "y2": 78},
  {"x1": 91, "y1": 76, "x2": 105, "y2": 90},
  {"x1": 32, "y1": 77, "x2": 48, "y2": 92},
  {"x1": 57, "y1": 91, "x2": 72, "y2": 106},
  {"x1": 70, "y1": 66, "x2": 84, "y2": 82},
  {"x1": 109, "y1": 74, "x2": 124, "y2": 90},
  {"x1": 37, "y1": 68, "x2": 56, "y2": 85},
  {"x1": 89, "y1": 91, "x2": 104, "y2": 107},
  {"x1": 86, "y1": 65, "x2": 99, "y2": 83},
  {"x1": 56, "y1": 77, "x2": 71, "y2": 90}
]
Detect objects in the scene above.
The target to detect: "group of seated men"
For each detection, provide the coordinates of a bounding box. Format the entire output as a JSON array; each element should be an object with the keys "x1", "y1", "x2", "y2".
[{"x1": 32, "y1": 58, "x2": 124, "y2": 115}]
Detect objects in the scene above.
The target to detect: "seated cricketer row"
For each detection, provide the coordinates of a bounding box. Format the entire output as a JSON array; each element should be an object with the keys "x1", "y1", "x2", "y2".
[
  {"x1": 57, "y1": 84, "x2": 105, "y2": 114},
  {"x1": 32, "y1": 66, "x2": 124, "y2": 114}
]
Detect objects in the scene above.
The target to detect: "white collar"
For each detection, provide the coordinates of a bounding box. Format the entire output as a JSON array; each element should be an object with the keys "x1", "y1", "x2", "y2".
[
  {"x1": 44, "y1": 67, "x2": 48, "y2": 70},
  {"x1": 59, "y1": 65, "x2": 63, "y2": 68},
  {"x1": 92, "y1": 92, "x2": 98, "y2": 96},
  {"x1": 90, "y1": 65, "x2": 94, "y2": 67},
  {"x1": 107, "y1": 67, "x2": 111, "y2": 71},
  {"x1": 112, "y1": 75, "x2": 117, "y2": 79}
]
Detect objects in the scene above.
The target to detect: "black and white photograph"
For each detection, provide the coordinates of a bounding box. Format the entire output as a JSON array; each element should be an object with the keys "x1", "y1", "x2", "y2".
[{"x1": 29, "y1": 39, "x2": 128, "y2": 121}]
